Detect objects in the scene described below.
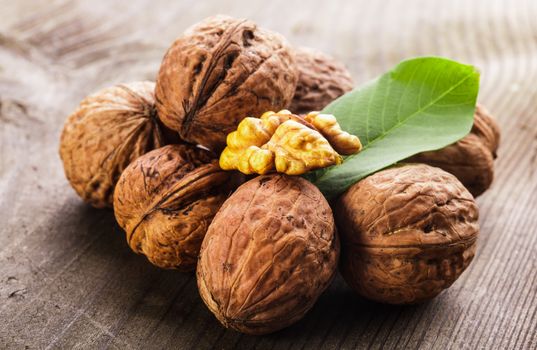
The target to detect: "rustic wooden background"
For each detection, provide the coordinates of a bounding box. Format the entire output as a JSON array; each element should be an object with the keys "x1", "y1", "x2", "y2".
[{"x1": 1, "y1": 0, "x2": 536, "y2": 349}]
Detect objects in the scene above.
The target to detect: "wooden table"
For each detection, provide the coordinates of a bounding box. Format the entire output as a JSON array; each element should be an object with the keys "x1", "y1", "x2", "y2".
[{"x1": 1, "y1": 0, "x2": 536, "y2": 348}]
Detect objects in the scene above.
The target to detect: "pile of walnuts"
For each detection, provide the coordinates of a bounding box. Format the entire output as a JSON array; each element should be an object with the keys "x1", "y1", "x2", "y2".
[{"x1": 59, "y1": 15, "x2": 500, "y2": 335}]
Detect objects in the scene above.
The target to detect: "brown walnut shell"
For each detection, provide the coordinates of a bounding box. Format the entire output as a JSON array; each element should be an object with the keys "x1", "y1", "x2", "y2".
[
  {"x1": 407, "y1": 104, "x2": 500, "y2": 197},
  {"x1": 408, "y1": 134, "x2": 494, "y2": 197},
  {"x1": 289, "y1": 47, "x2": 353, "y2": 114},
  {"x1": 197, "y1": 174, "x2": 339, "y2": 335},
  {"x1": 336, "y1": 164, "x2": 479, "y2": 304},
  {"x1": 59, "y1": 81, "x2": 178, "y2": 208},
  {"x1": 113, "y1": 144, "x2": 243, "y2": 270},
  {"x1": 155, "y1": 15, "x2": 298, "y2": 152},
  {"x1": 472, "y1": 103, "x2": 501, "y2": 156}
]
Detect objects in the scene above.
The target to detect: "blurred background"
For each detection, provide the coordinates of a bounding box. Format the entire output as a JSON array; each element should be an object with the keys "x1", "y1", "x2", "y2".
[{"x1": 0, "y1": 0, "x2": 536, "y2": 349}]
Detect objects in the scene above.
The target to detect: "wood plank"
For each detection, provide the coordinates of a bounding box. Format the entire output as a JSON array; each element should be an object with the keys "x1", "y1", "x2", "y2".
[{"x1": 0, "y1": 0, "x2": 536, "y2": 349}]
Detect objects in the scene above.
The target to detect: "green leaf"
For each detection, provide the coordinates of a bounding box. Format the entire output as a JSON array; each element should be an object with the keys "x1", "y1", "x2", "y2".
[{"x1": 307, "y1": 56, "x2": 480, "y2": 200}]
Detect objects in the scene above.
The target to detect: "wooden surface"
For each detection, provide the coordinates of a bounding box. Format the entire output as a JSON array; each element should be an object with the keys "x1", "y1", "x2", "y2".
[{"x1": 1, "y1": 0, "x2": 536, "y2": 349}]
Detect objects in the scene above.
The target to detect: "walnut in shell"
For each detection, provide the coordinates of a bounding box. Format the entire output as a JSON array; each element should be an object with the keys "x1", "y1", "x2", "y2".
[
  {"x1": 155, "y1": 15, "x2": 298, "y2": 152},
  {"x1": 59, "y1": 81, "x2": 178, "y2": 208},
  {"x1": 471, "y1": 103, "x2": 501, "y2": 156},
  {"x1": 407, "y1": 104, "x2": 500, "y2": 196},
  {"x1": 289, "y1": 47, "x2": 354, "y2": 114},
  {"x1": 336, "y1": 164, "x2": 479, "y2": 304},
  {"x1": 197, "y1": 174, "x2": 339, "y2": 335},
  {"x1": 113, "y1": 144, "x2": 243, "y2": 270}
]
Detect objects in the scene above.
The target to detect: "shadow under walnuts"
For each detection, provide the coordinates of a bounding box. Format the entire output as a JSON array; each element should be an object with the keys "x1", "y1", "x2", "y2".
[
  {"x1": 191, "y1": 276, "x2": 432, "y2": 350},
  {"x1": 258, "y1": 275, "x2": 423, "y2": 342}
]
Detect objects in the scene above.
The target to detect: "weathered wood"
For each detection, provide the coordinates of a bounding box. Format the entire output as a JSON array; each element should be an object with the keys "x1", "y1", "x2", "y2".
[{"x1": 0, "y1": 0, "x2": 536, "y2": 349}]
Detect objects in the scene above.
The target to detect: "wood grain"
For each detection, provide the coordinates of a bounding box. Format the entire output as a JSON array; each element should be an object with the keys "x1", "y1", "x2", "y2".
[{"x1": 0, "y1": 0, "x2": 536, "y2": 349}]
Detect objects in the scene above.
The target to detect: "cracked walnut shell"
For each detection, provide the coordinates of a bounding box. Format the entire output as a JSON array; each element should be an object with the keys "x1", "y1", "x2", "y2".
[
  {"x1": 407, "y1": 104, "x2": 501, "y2": 197},
  {"x1": 113, "y1": 144, "x2": 243, "y2": 270},
  {"x1": 197, "y1": 175, "x2": 339, "y2": 334},
  {"x1": 289, "y1": 47, "x2": 354, "y2": 114},
  {"x1": 155, "y1": 15, "x2": 298, "y2": 152},
  {"x1": 336, "y1": 164, "x2": 479, "y2": 304},
  {"x1": 59, "y1": 81, "x2": 177, "y2": 208}
]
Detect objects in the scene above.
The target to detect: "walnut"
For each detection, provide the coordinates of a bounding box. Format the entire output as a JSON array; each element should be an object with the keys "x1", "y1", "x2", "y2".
[
  {"x1": 265, "y1": 120, "x2": 344, "y2": 174},
  {"x1": 113, "y1": 144, "x2": 243, "y2": 270},
  {"x1": 59, "y1": 81, "x2": 178, "y2": 208},
  {"x1": 336, "y1": 164, "x2": 479, "y2": 304},
  {"x1": 155, "y1": 15, "x2": 298, "y2": 152},
  {"x1": 471, "y1": 103, "x2": 501, "y2": 156},
  {"x1": 197, "y1": 174, "x2": 339, "y2": 334},
  {"x1": 289, "y1": 47, "x2": 354, "y2": 114},
  {"x1": 219, "y1": 110, "x2": 360, "y2": 175},
  {"x1": 303, "y1": 111, "x2": 362, "y2": 154},
  {"x1": 407, "y1": 104, "x2": 500, "y2": 196}
]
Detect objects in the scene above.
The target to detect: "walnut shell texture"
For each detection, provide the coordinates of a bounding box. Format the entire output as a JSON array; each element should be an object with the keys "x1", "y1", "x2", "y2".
[
  {"x1": 197, "y1": 174, "x2": 339, "y2": 335},
  {"x1": 407, "y1": 104, "x2": 500, "y2": 197},
  {"x1": 113, "y1": 144, "x2": 243, "y2": 270},
  {"x1": 155, "y1": 15, "x2": 298, "y2": 152},
  {"x1": 408, "y1": 134, "x2": 494, "y2": 197},
  {"x1": 289, "y1": 47, "x2": 354, "y2": 114},
  {"x1": 59, "y1": 81, "x2": 177, "y2": 208},
  {"x1": 336, "y1": 164, "x2": 479, "y2": 304}
]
